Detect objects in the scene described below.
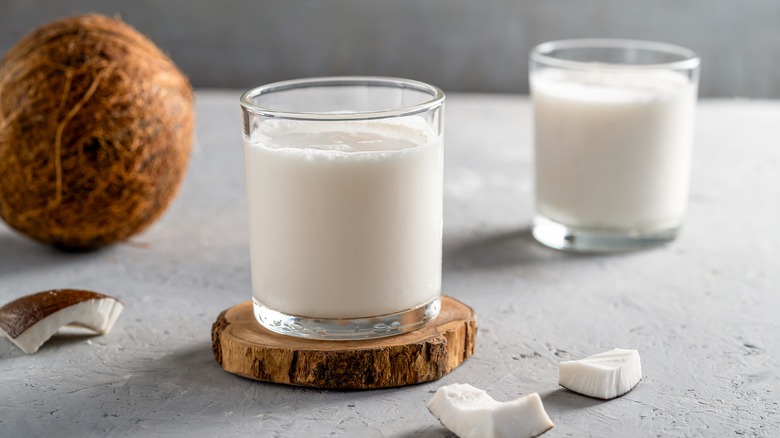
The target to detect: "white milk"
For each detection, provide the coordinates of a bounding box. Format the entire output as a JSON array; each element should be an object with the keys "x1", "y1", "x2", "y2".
[
  {"x1": 244, "y1": 118, "x2": 442, "y2": 319},
  {"x1": 532, "y1": 68, "x2": 697, "y2": 230}
]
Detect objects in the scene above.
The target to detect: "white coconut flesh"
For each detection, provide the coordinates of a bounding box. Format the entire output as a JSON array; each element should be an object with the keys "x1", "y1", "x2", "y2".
[
  {"x1": 0, "y1": 289, "x2": 123, "y2": 354},
  {"x1": 558, "y1": 348, "x2": 642, "y2": 399},
  {"x1": 427, "y1": 383, "x2": 554, "y2": 438}
]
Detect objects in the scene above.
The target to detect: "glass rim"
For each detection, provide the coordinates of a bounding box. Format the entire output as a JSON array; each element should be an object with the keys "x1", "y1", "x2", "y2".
[
  {"x1": 240, "y1": 76, "x2": 445, "y2": 121},
  {"x1": 530, "y1": 38, "x2": 701, "y2": 71}
]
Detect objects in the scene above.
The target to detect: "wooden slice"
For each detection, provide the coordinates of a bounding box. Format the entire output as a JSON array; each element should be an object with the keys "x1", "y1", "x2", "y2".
[{"x1": 211, "y1": 296, "x2": 477, "y2": 389}]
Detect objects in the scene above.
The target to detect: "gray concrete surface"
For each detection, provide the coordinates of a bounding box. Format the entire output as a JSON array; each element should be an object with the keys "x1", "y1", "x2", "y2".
[
  {"x1": 1, "y1": 0, "x2": 779, "y2": 98},
  {"x1": 1, "y1": 92, "x2": 779, "y2": 436}
]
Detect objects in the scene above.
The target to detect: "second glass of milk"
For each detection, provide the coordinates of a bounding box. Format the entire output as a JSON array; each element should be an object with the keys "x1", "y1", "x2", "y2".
[
  {"x1": 240, "y1": 77, "x2": 444, "y2": 340},
  {"x1": 530, "y1": 39, "x2": 700, "y2": 252}
]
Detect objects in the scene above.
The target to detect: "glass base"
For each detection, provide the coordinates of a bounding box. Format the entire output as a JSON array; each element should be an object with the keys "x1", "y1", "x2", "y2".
[
  {"x1": 252, "y1": 296, "x2": 441, "y2": 341},
  {"x1": 532, "y1": 215, "x2": 680, "y2": 253}
]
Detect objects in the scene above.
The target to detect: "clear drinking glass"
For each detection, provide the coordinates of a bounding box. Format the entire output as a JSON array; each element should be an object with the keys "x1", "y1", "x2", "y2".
[
  {"x1": 240, "y1": 77, "x2": 445, "y2": 340},
  {"x1": 530, "y1": 39, "x2": 700, "y2": 252}
]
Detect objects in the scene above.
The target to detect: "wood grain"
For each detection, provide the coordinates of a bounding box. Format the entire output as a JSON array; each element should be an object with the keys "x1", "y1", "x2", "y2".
[{"x1": 211, "y1": 296, "x2": 477, "y2": 389}]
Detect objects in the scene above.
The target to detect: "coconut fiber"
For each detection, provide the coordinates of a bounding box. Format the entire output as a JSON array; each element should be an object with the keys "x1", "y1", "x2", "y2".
[{"x1": 0, "y1": 14, "x2": 194, "y2": 249}]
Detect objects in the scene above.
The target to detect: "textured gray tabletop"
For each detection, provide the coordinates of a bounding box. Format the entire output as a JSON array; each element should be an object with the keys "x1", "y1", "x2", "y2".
[{"x1": 1, "y1": 92, "x2": 778, "y2": 437}]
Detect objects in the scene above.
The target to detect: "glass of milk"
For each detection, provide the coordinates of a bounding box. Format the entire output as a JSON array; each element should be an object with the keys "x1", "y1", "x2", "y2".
[
  {"x1": 240, "y1": 77, "x2": 445, "y2": 340},
  {"x1": 530, "y1": 39, "x2": 700, "y2": 252}
]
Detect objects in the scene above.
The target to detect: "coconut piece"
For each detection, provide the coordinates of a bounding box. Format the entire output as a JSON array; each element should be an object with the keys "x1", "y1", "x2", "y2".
[
  {"x1": 0, "y1": 289, "x2": 123, "y2": 354},
  {"x1": 427, "y1": 383, "x2": 554, "y2": 438},
  {"x1": 558, "y1": 348, "x2": 642, "y2": 399}
]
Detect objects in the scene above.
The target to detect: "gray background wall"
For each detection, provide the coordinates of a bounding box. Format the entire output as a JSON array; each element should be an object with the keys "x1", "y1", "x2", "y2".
[{"x1": 1, "y1": 0, "x2": 778, "y2": 98}]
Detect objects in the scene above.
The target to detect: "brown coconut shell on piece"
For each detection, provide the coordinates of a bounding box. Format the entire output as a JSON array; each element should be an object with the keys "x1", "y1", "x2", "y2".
[{"x1": 0, "y1": 14, "x2": 194, "y2": 249}]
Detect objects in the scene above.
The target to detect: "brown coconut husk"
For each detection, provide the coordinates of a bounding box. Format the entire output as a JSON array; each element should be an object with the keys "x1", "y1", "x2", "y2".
[{"x1": 0, "y1": 14, "x2": 194, "y2": 250}]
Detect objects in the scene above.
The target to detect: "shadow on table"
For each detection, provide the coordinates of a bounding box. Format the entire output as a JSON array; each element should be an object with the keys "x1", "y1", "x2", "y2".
[
  {"x1": 0, "y1": 340, "x2": 339, "y2": 434},
  {"x1": 444, "y1": 226, "x2": 567, "y2": 271},
  {"x1": 0, "y1": 233, "x2": 106, "y2": 278},
  {"x1": 541, "y1": 387, "x2": 604, "y2": 411},
  {"x1": 0, "y1": 233, "x2": 45, "y2": 276},
  {"x1": 396, "y1": 428, "x2": 456, "y2": 438},
  {"x1": 0, "y1": 338, "x2": 27, "y2": 359},
  {"x1": 44, "y1": 331, "x2": 102, "y2": 347},
  {"x1": 112, "y1": 342, "x2": 338, "y2": 412}
]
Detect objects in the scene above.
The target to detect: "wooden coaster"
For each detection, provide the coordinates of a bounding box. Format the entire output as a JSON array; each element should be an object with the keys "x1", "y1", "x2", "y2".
[{"x1": 211, "y1": 296, "x2": 477, "y2": 389}]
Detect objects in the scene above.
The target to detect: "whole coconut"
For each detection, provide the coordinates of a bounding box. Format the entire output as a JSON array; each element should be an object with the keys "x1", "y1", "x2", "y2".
[{"x1": 0, "y1": 14, "x2": 194, "y2": 249}]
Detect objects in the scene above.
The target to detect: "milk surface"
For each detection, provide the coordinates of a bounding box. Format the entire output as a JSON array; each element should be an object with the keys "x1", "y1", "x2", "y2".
[
  {"x1": 532, "y1": 68, "x2": 697, "y2": 230},
  {"x1": 244, "y1": 118, "x2": 442, "y2": 319}
]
